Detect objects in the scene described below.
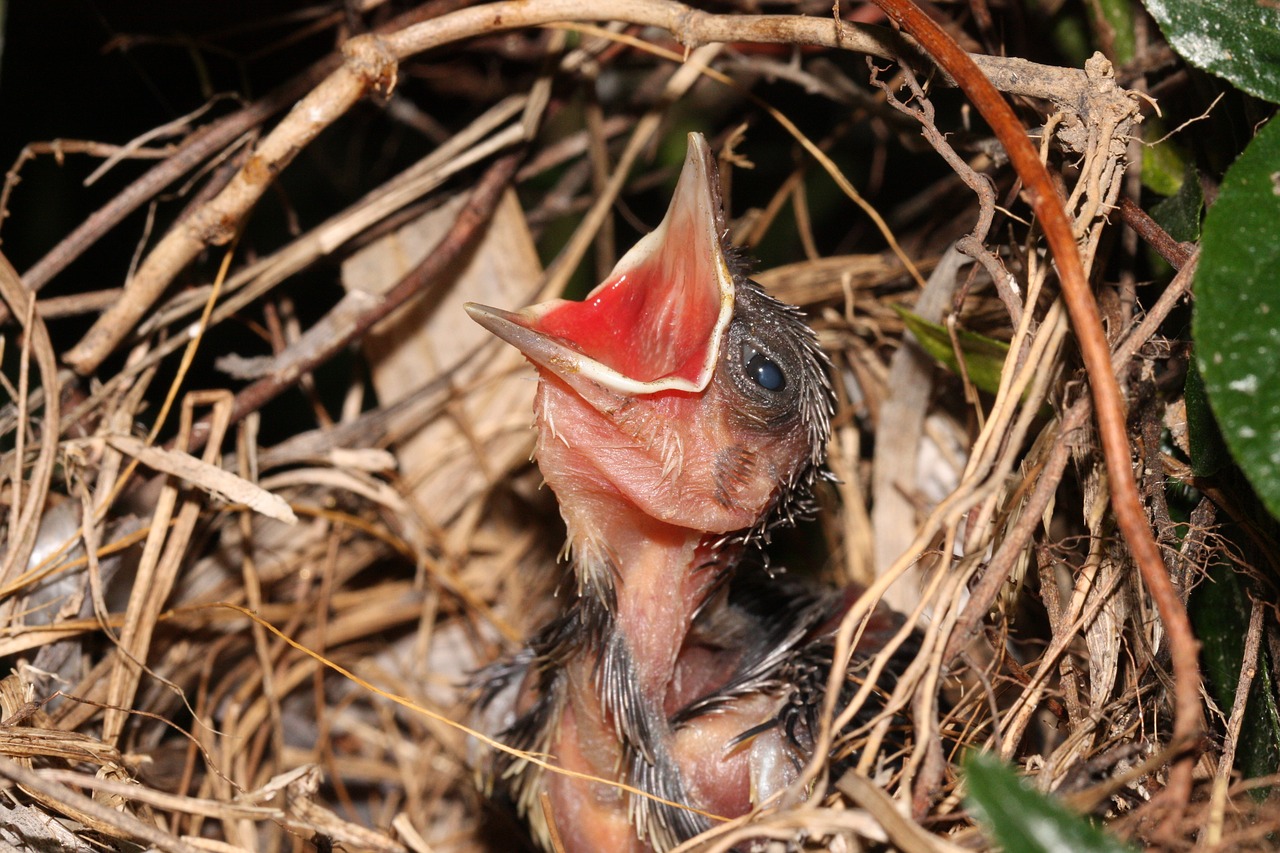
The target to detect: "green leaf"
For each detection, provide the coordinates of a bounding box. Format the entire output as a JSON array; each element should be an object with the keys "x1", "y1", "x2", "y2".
[
  {"x1": 1141, "y1": 0, "x2": 1280, "y2": 103},
  {"x1": 1089, "y1": 0, "x2": 1137, "y2": 63},
  {"x1": 1189, "y1": 555, "x2": 1280, "y2": 789},
  {"x1": 1141, "y1": 118, "x2": 1192, "y2": 197},
  {"x1": 894, "y1": 306, "x2": 1010, "y2": 396},
  {"x1": 1193, "y1": 118, "x2": 1280, "y2": 521},
  {"x1": 1150, "y1": 162, "x2": 1203, "y2": 243},
  {"x1": 964, "y1": 752, "x2": 1137, "y2": 853},
  {"x1": 1184, "y1": 359, "x2": 1229, "y2": 477}
]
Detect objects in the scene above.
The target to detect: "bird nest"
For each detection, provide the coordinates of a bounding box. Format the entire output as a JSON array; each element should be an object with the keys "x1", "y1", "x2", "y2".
[{"x1": 0, "y1": 3, "x2": 1276, "y2": 852}]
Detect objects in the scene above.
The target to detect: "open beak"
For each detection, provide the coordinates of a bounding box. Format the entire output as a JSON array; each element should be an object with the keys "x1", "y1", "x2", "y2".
[{"x1": 465, "y1": 133, "x2": 735, "y2": 400}]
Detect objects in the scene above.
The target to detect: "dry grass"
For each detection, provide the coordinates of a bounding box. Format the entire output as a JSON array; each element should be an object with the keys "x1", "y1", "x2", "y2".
[{"x1": 0, "y1": 3, "x2": 1276, "y2": 851}]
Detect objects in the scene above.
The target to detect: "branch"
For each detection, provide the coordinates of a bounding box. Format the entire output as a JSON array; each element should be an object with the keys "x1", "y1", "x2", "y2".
[
  {"x1": 868, "y1": 0, "x2": 1203, "y2": 815},
  {"x1": 61, "y1": 0, "x2": 984, "y2": 376},
  {"x1": 17, "y1": 0, "x2": 468, "y2": 300},
  {"x1": 182, "y1": 152, "x2": 520, "y2": 456},
  {"x1": 61, "y1": 35, "x2": 399, "y2": 375},
  {"x1": 0, "y1": 251, "x2": 60, "y2": 587}
]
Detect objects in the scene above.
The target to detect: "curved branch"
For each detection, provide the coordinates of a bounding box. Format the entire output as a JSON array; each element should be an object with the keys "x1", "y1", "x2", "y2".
[
  {"x1": 182, "y1": 153, "x2": 520, "y2": 456},
  {"x1": 18, "y1": 0, "x2": 470, "y2": 300},
  {"x1": 56, "y1": 0, "x2": 1093, "y2": 380},
  {"x1": 0, "y1": 251, "x2": 61, "y2": 587},
  {"x1": 18, "y1": 64, "x2": 333, "y2": 297},
  {"x1": 60, "y1": 1, "x2": 907, "y2": 376},
  {"x1": 62, "y1": 36, "x2": 398, "y2": 375},
  {"x1": 868, "y1": 0, "x2": 1203, "y2": 817}
]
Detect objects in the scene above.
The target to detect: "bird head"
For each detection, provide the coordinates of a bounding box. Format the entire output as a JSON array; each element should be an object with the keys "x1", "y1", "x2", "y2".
[{"x1": 466, "y1": 134, "x2": 832, "y2": 546}]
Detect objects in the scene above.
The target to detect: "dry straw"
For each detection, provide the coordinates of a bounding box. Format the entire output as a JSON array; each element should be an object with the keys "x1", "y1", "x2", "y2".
[{"x1": 0, "y1": 2, "x2": 1270, "y2": 851}]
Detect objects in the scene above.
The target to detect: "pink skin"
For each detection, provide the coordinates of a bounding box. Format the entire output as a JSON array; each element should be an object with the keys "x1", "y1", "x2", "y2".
[
  {"x1": 528, "y1": 371, "x2": 802, "y2": 851},
  {"x1": 528, "y1": 359, "x2": 805, "y2": 761},
  {"x1": 467, "y1": 135, "x2": 817, "y2": 850}
]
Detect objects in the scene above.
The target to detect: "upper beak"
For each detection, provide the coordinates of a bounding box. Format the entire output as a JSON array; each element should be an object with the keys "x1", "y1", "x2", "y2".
[{"x1": 465, "y1": 133, "x2": 735, "y2": 399}]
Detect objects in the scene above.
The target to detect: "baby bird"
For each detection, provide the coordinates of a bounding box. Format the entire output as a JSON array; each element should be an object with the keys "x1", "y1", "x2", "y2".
[{"x1": 468, "y1": 134, "x2": 907, "y2": 852}]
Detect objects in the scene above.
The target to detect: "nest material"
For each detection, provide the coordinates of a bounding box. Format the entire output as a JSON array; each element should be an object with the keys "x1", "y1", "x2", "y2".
[{"x1": 0, "y1": 3, "x2": 1277, "y2": 852}]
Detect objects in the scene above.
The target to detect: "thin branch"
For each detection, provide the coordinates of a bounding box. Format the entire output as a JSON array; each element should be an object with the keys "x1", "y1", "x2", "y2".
[
  {"x1": 870, "y1": 0, "x2": 1203, "y2": 817},
  {"x1": 16, "y1": 0, "x2": 466, "y2": 299},
  {"x1": 183, "y1": 152, "x2": 521, "y2": 456},
  {"x1": 0, "y1": 251, "x2": 61, "y2": 587},
  {"x1": 19, "y1": 66, "x2": 332, "y2": 298},
  {"x1": 1118, "y1": 195, "x2": 1194, "y2": 269},
  {"x1": 0, "y1": 758, "x2": 205, "y2": 853},
  {"x1": 60, "y1": 0, "x2": 1084, "y2": 375}
]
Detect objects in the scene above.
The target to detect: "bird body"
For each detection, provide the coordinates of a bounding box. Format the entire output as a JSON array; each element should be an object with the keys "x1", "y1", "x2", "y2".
[{"x1": 468, "y1": 134, "x2": 905, "y2": 852}]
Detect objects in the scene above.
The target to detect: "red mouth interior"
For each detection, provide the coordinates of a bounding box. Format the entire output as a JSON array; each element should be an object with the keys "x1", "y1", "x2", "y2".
[{"x1": 535, "y1": 224, "x2": 724, "y2": 387}]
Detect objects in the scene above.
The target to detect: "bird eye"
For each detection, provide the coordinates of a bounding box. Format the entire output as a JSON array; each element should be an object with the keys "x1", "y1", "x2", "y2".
[{"x1": 743, "y1": 342, "x2": 786, "y2": 392}]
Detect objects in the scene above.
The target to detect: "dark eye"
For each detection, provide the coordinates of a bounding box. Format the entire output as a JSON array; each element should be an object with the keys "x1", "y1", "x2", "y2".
[{"x1": 743, "y1": 343, "x2": 786, "y2": 392}]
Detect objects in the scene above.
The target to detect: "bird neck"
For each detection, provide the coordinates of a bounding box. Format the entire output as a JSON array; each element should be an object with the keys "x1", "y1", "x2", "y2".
[
  {"x1": 562, "y1": 495, "x2": 723, "y2": 707},
  {"x1": 545, "y1": 497, "x2": 725, "y2": 851}
]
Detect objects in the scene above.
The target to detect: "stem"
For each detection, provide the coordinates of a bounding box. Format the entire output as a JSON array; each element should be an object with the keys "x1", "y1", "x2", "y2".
[{"x1": 868, "y1": 0, "x2": 1202, "y2": 815}]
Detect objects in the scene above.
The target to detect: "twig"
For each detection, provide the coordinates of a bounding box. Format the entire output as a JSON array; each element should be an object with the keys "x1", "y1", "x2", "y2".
[
  {"x1": 16, "y1": 0, "x2": 464, "y2": 300},
  {"x1": 1118, "y1": 195, "x2": 1193, "y2": 269},
  {"x1": 867, "y1": 0, "x2": 1203, "y2": 815},
  {"x1": 0, "y1": 252, "x2": 60, "y2": 587},
  {"x1": 61, "y1": 32, "x2": 399, "y2": 375},
  {"x1": 1, "y1": 139, "x2": 175, "y2": 231},
  {"x1": 102, "y1": 391, "x2": 236, "y2": 745},
  {"x1": 184, "y1": 152, "x2": 521, "y2": 455},
  {"x1": 947, "y1": 399, "x2": 1090, "y2": 662},
  {"x1": 870, "y1": 61, "x2": 1009, "y2": 321},
  {"x1": 68, "y1": 0, "x2": 1118, "y2": 375},
  {"x1": 1203, "y1": 595, "x2": 1265, "y2": 847},
  {"x1": 838, "y1": 771, "x2": 958, "y2": 853},
  {"x1": 946, "y1": 250, "x2": 1199, "y2": 661},
  {"x1": 0, "y1": 758, "x2": 206, "y2": 853},
  {"x1": 18, "y1": 66, "x2": 333, "y2": 300},
  {"x1": 32, "y1": 288, "x2": 124, "y2": 318}
]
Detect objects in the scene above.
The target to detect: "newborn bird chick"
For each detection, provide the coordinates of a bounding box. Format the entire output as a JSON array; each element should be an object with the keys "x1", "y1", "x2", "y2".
[{"x1": 468, "y1": 134, "x2": 904, "y2": 852}]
